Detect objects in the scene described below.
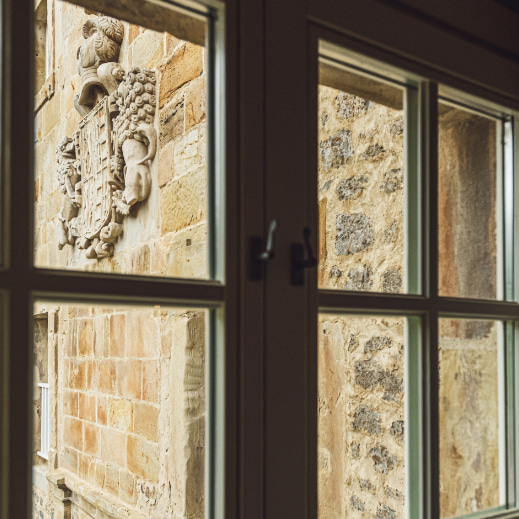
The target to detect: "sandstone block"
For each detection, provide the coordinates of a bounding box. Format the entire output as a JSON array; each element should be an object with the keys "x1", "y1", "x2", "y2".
[
  {"x1": 160, "y1": 166, "x2": 207, "y2": 235},
  {"x1": 109, "y1": 314, "x2": 126, "y2": 357},
  {"x1": 126, "y1": 311, "x2": 160, "y2": 358},
  {"x1": 63, "y1": 390, "x2": 78, "y2": 417},
  {"x1": 97, "y1": 360, "x2": 116, "y2": 394},
  {"x1": 64, "y1": 417, "x2": 82, "y2": 451},
  {"x1": 83, "y1": 422, "x2": 100, "y2": 456},
  {"x1": 158, "y1": 141, "x2": 175, "y2": 187},
  {"x1": 142, "y1": 360, "x2": 159, "y2": 403},
  {"x1": 159, "y1": 43, "x2": 203, "y2": 108},
  {"x1": 116, "y1": 360, "x2": 142, "y2": 400},
  {"x1": 95, "y1": 460, "x2": 106, "y2": 488},
  {"x1": 101, "y1": 428, "x2": 127, "y2": 467},
  {"x1": 159, "y1": 97, "x2": 184, "y2": 147},
  {"x1": 97, "y1": 396, "x2": 108, "y2": 426},
  {"x1": 127, "y1": 435, "x2": 159, "y2": 482},
  {"x1": 104, "y1": 464, "x2": 119, "y2": 497},
  {"x1": 133, "y1": 402, "x2": 159, "y2": 442},
  {"x1": 130, "y1": 30, "x2": 164, "y2": 68},
  {"x1": 78, "y1": 318, "x2": 93, "y2": 357},
  {"x1": 119, "y1": 469, "x2": 136, "y2": 505},
  {"x1": 79, "y1": 392, "x2": 96, "y2": 422},
  {"x1": 93, "y1": 316, "x2": 106, "y2": 359},
  {"x1": 67, "y1": 359, "x2": 86, "y2": 390},
  {"x1": 109, "y1": 397, "x2": 133, "y2": 433},
  {"x1": 62, "y1": 447, "x2": 78, "y2": 474},
  {"x1": 185, "y1": 76, "x2": 206, "y2": 131}
]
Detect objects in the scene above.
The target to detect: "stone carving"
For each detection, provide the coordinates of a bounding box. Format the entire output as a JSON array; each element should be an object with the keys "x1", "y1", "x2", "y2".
[
  {"x1": 74, "y1": 16, "x2": 124, "y2": 117},
  {"x1": 57, "y1": 16, "x2": 157, "y2": 259}
]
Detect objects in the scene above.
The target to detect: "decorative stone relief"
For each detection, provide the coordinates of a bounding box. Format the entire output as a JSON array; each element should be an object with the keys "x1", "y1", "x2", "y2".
[{"x1": 57, "y1": 16, "x2": 157, "y2": 259}]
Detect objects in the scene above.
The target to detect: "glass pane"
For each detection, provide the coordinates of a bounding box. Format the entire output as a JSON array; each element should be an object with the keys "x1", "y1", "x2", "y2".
[
  {"x1": 32, "y1": 301, "x2": 208, "y2": 517},
  {"x1": 318, "y1": 60, "x2": 410, "y2": 294},
  {"x1": 438, "y1": 102, "x2": 502, "y2": 299},
  {"x1": 34, "y1": 0, "x2": 213, "y2": 279},
  {"x1": 439, "y1": 318, "x2": 505, "y2": 517},
  {"x1": 318, "y1": 314, "x2": 407, "y2": 517}
]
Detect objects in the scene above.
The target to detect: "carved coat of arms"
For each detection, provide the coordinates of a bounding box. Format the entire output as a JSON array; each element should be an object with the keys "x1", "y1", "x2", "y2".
[{"x1": 56, "y1": 16, "x2": 157, "y2": 259}]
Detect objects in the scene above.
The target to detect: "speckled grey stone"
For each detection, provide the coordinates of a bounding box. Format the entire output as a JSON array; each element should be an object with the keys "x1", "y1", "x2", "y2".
[
  {"x1": 369, "y1": 446, "x2": 398, "y2": 474},
  {"x1": 344, "y1": 264, "x2": 373, "y2": 291},
  {"x1": 380, "y1": 169, "x2": 403, "y2": 193},
  {"x1": 365, "y1": 336, "x2": 392, "y2": 353},
  {"x1": 336, "y1": 213, "x2": 374, "y2": 256},
  {"x1": 382, "y1": 269, "x2": 403, "y2": 294},
  {"x1": 351, "y1": 494, "x2": 366, "y2": 512},
  {"x1": 336, "y1": 174, "x2": 369, "y2": 201},
  {"x1": 335, "y1": 92, "x2": 374, "y2": 119},
  {"x1": 320, "y1": 129, "x2": 354, "y2": 169},
  {"x1": 353, "y1": 404, "x2": 381, "y2": 435},
  {"x1": 390, "y1": 421, "x2": 404, "y2": 443},
  {"x1": 376, "y1": 504, "x2": 397, "y2": 519}
]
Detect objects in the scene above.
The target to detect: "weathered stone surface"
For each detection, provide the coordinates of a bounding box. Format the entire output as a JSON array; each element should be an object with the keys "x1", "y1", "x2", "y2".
[
  {"x1": 353, "y1": 405, "x2": 381, "y2": 435},
  {"x1": 133, "y1": 402, "x2": 159, "y2": 442},
  {"x1": 159, "y1": 97, "x2": 184, "y2": 147},
  {"x1": 336, "y1": 213, "x2": 374, "y2": 256},
  {"x1": 369, "y1": 446, "x2": 397, "y2": 474},
  {"x1": 376, "y1": 504, "x2": 397, "y2": 519},
  {"x1": 320, "y1": 129, "x2": 354, "y2": 169},
  {"x1": 382, "y1": 268, "x2": 402, "y2": 294},
  {"x1": 344, "y1": 263, "x2": 373, "y2": 291},
  {"x1": 335, "y1": 91, "x2": 374, "y2": 119},
  {"x1": 127, "y1": 435, "x2": 159, "y2": 482},
  {"x1": 336, "y1": 174, "x2": 369, "y2": 200},
  {"x1": 380, "y1": 168, "x2": 403, "y2": 193},
  {"x1": 158, "y1": 43, "x2": 203, "y2": 108},
  {"x1": 361, "y1": 143, "x2": 385, "y2": 158},
  {"x1": 390, "y1": 421, "x2": 404, "y2": 443},
  {"x1": 365, "y1": 336, "x2": 392, "y2": 354},
  {"x1": 101, "y1": 428, "x2": 127, "y2": 467},
  {"x1": 351, "y1": 494, "x2": 366, "y2": 511},
  {"x1": 329, "y1": 265, "x2": 342, "y2": 278}
]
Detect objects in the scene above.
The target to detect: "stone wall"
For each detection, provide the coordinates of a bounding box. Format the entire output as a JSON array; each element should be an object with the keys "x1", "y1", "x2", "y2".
[
  {"x1": 34, "y1": 0, "x2": 208, "y2": 278},
  {"x1": 33, "y1": 1, "x2": 208, "y2": 517},
  {"x1": 317, "y1": 84, "x2": 501, "y2": 518}
]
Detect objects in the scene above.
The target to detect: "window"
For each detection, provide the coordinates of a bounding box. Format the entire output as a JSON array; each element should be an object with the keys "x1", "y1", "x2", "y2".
[{"x1": 2, "y1": 1, "x2": 519, "y2": 518}]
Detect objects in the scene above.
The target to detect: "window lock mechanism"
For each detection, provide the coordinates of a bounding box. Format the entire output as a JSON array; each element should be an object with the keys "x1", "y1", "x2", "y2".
[
  {"x1": 291, "y1": 227, "x2": 317, "y2": 286},
  {"x1": 250, "y1": 219, "x2": 279, "y2": 281}
]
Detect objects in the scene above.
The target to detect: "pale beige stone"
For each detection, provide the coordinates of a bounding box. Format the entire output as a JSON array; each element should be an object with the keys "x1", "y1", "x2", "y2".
[
  {"x1": 109, "y1": 398, "x2": 133, "y2": 433},
  {"x1": 127, "y1": 435, "x2": 159, "y2": 482},
  {"x1": 101, "y1": 428, "x2": 127, "y2": 467},
  {"x1": 133, "y1": 402, "x2": 159, "y2": 442}
]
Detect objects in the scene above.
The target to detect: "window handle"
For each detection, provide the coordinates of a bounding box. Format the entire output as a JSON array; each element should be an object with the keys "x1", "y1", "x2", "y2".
[
  {"x1": 250, "y1": 219, "x2": 279, "y2": 281},
  {"x1": 291, "y1": 227, "x2": 317, "y2": 286}
]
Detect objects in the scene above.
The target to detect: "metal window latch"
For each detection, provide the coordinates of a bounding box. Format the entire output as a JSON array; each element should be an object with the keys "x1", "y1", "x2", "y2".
[
  {"x1": 291, "y1": 227, "x2": 317, "y2": 286},
  {"x1": 250, "y1": 219, "x2": 279, "y2": 281}
]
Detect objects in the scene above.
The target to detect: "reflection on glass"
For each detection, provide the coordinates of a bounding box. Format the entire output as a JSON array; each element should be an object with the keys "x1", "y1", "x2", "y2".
[
  {"x1": 439, "y1": 318, "x2": 505, "y2": 517},
  {"x1": 318, "y1": 315, "x2": 406, "y2": 518},
  {"x1": 32, "y1": 301, "x2": 207, "y2": 517},
  {"x1": 34, "y1": 0, "x2": 210, "y2": 279},
  {"x1": 438, "y1": 103, "x2": 501, "y2": 299},
  {"x1": 318, "y1": 62, "x2": 406, "y2": 294}
]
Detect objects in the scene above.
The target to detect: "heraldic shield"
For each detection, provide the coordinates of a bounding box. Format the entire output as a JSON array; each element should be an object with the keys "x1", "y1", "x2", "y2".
[{"x1": 76, "y1": 97, "x2": 114, "y2": 241}]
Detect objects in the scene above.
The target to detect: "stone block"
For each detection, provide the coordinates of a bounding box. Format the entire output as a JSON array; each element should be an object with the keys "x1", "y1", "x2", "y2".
[
  {"x1": 159, "y1": 97, "x2": 184, "y2": 147},
  {"x1": 116, "y1": 360, "x2": 142, "y2": 400},
  {"x1": 62, "y1": 447, "x2": 78, "y2": 474},
  {"x1": 160, "y1": 166, "x2": 207, "y2": 235},
  {"x1": 126, "y1": 311, "x2": 160, "y2": 358},
  {"x1": 158, "y1": 141, "x2": 175, "y2": 187},
  {"x1": 101, "y1": 428, "x2": 127, "y2": 467},
  {"x1": 97, "y1": 360, "x2": 116, "y2": 394},
  {"x1": 133, "y1": 402, "x2": 159, "y2": 442},
  {"x1": 95, "y1": 460, "x2": 106, "y2": 488},
  {"x1": 79, "y1": 452, "x2": 95, "y2": 482},
  {"x1": 64, "y1": 417, "x2": 82, "y2": 451},
  {"x1": 93, "y1": 316, "x2": 107, "y2": 359},
  {"x1": 97, "y1": 395, "x2": 108, "y2": 425},
  {"x1": 104, "y1": 463, "x2": 120, "y2": 497},
  {"x1": 109, "y1": 397, "x2": 133, "y2": 433},
  {"x1": 78, "y1": 318, "x2": 93, "y2": 357},
  {"x1": 165, "y1": 223, "x2": 208, "y2": 279},
  {"x1": 119, "y1": 469, "x2": 136, "y2": 505},
  {"x1": 158, "y1": 43, "x2": 203, "y2": 108},
  {"x1": 109, "y1": 314, "x2": 126, "y2": 357},
  {"x1": 67, "y1": 359, "x2": 86, "y2": 390},
  {"x1": 127, "y1": 435, "x2": 159, "y2": 482},
  {"x1": 185, "y1": 76, "x2": 206, "y2": 131},
  {"x1": 63, "y1": 390, "x2": 78, "y2": 417},
  {"x1": 79, "y1": 392, "x2": 96, "y2": 422},
  {"x1": 130, "y1": 30, "x2": 164, "y2": 68},
  {"x1": 83, "y1": 422, "x2": 99, "y2": 456},
  {"x1": 142, "y1": 360, "x2": 159, "y2": 403}
]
